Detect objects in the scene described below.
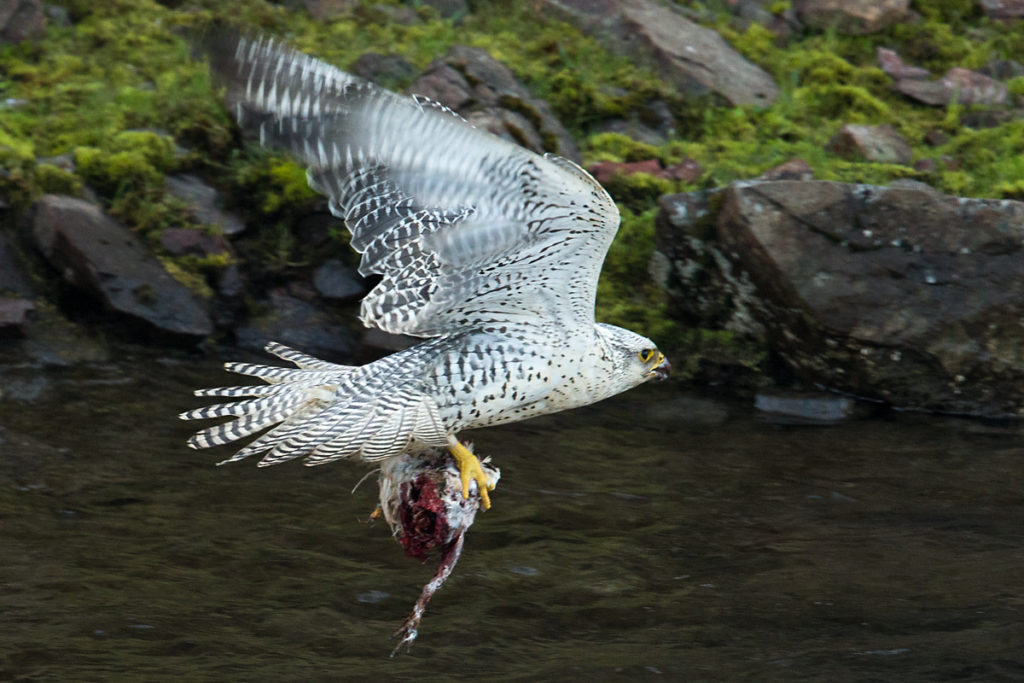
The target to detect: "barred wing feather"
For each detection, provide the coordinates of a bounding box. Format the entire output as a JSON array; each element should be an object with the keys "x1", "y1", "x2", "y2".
[{"x1": 203, "y1": 32, "x2": 620, "y2": 337}]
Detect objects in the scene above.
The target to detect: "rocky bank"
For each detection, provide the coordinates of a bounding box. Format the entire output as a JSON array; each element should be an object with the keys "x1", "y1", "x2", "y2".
[{"x1": 2, "y1": 0, "x2": 1024, "y2": 417}]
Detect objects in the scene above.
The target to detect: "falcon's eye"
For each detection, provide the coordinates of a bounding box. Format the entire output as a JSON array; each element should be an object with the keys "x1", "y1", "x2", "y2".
[{"x1": 638, "y1": 349, "x2": 655, "y2": 363}]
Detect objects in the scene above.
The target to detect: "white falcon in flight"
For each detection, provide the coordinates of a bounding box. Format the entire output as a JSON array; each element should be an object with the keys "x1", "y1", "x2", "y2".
[{"x1": 182, "y1": 32, "x2": 670, "y2": 508}]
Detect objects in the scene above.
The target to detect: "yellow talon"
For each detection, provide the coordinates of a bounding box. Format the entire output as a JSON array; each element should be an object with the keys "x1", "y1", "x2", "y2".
[{"x1": 448, "y1": 439, "x2": 493, "y2": 509}]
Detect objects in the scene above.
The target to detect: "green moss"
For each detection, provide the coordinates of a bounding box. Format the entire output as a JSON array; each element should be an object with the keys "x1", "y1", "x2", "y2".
[
  {"x1": 0, "y1": 128, "x2": 36, "y2": 205},
  {"x1": 909, "y1": 0, "x2": 980, "y2": 29},
  {"x1": 886, "y1": 20, "x2": 980, "y2": 71},
  {"x1": 596, "y1": 206, "x2": 679, "y2": 344},
  {"x1": 587, "y1": 133, "x2": 662, "y2": 163},
  {"x1": 601, "y1": 173, "x2": 677, "y2": 214},
  {"x1": 74, "y1": 145, "x2": 164, "y2": 195},
  {"x1": 233, "y1": 152, "x2": 317, "y2": 217},
  {"x1": 160, "y1": 257, "x2": 215, "y2": 299},
  {"x1": 667, "y1": 328, "x2": 768, "y2": 381},
  {"x1": 1008, "y1": 76, "x2": 1024, "y2": 99},
  {"x1": 34, "y1": 163, "x2": 83, "y2": 196}
]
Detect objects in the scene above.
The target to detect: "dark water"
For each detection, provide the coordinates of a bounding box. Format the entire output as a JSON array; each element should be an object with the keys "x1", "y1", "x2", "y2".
[{"x1": 2, "y1": 348, "x2": 1023, "y2": 681}]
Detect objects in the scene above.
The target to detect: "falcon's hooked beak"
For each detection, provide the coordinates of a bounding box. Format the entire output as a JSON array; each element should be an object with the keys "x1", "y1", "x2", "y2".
[{"x1": 649, "y1": 352, "x2": 671, "y2": 381}]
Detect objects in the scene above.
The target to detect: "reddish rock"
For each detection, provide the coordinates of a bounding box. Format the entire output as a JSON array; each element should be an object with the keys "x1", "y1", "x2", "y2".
[
  {"x1": 664, "y1": 158, "x2": 703, "y2": 183},
  {"x1": 588, "y1": 158, "x2": 702, "y2": 184},
  {"x1": 876, "y1": 47, "x2": 931, "y2": 80},
  {"x1": 794, "y1": 0, "x2": 909, "y2": 34},
  {"x1": 588, "y1": 159, "x2": 662, "y2": 185},
  {"x1": 759, "y1": 158, "x2": 814, "y2": 181},
  {"x1": 827, "y1": 123, "x2": 912, "y2": 165},
  {"x1": 159, "y1": 228, "x2": 230, "y2": 257}
]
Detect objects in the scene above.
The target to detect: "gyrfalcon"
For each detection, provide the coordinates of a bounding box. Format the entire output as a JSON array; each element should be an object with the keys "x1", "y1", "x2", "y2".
[{"x1": 181, "y1": 33, "x2": 671, "y2": 508}]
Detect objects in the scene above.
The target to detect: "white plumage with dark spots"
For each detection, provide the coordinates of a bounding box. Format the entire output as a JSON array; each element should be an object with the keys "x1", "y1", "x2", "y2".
[{"x1": 181, "y1": 32, "x2": 671, "y2": 508}]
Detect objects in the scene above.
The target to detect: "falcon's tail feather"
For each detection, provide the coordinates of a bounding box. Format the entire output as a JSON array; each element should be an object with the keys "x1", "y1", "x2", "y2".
[
  {"x1": 181, "y1": 341, "x2": 450, "y2": 466},
  {"x1": 181, "y1": 342, "x2": 355, "y2": 450}
]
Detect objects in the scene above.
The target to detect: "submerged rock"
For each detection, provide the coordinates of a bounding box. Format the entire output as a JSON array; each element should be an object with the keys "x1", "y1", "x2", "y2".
[
  {"x1": 30, "y1": 195, "x2": 213, "y2": 340},
  {"x1": 754, "y1": 390, "x2": 859, "y2": 423},
  {"x1": 409, "y1": 45, "x2": 580, "y2": 162},
  {"x1": 538, "y1": 0, "x2": 778, "y2": 107}
]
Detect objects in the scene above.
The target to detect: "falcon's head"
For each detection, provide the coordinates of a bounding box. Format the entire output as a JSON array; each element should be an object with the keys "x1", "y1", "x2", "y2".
[{"x1": 595, "y1": 323, "x2": 671, "y2": 385}]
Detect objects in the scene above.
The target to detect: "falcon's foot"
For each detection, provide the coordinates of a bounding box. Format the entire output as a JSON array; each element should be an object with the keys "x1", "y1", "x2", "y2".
[{"x1": 448, "y1": 439, "x2": 494, "y2": 509}]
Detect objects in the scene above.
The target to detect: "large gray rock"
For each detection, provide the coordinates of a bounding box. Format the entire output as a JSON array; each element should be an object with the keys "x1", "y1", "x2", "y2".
[
  {"x1": 692, "y1": 180, "x2": 1024, "y2": 417},
  {"x1": 235, "y1": 290, "x2": 358, "y2": 363},
  {"x1": 893, "y1": 67, "x2": 1010, "y2": 107},
  {"x1": 0, "y1": 232, "x2": 33, "y2": 296},
  {"x1": 350, "y1": 52, "x2": 417, "y2": 89},
  {"x1": 0, "y1": 0, "x2": 45, "y2": 44},
  {"x1": 826, "y1": 123, "x2": 912, "y2": 164},
  {"x1": 30, "y1": 195, "x2": 213, "y2": 340},
  {"x1": 164, "y1": 174, "x2": 246, "y2": 236},
  {"x1": 538, "y1": 0, "x2": 778, "y2": 107},
  {"x1": 409, "y1": 45, "x2": 581, "y2": 162},
  {"x1": 312, "y1": 258, "x2": 365, "y2": 301},
  {"x1": 653, "y1": 189, "x2": 766, "y2": 339},
  {"x1": 0, "y1": 297, "x2": 34, "y2": 337}
]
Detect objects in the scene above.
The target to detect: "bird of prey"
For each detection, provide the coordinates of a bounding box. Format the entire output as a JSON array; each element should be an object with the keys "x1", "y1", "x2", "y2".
[{"x1": 181, "y1": 33, "x2": 670, "y2": 509}]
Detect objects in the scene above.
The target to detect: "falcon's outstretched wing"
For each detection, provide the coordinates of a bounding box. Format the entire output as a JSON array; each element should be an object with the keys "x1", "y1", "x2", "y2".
[{"x1": 202, "y1": 32, "x2": 619, "y2": 337}]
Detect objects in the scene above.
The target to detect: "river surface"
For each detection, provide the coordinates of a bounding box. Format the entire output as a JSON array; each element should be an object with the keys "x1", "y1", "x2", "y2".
[{"x1": 1, "y1": 345, "x2": 1023, "y2": 681}]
